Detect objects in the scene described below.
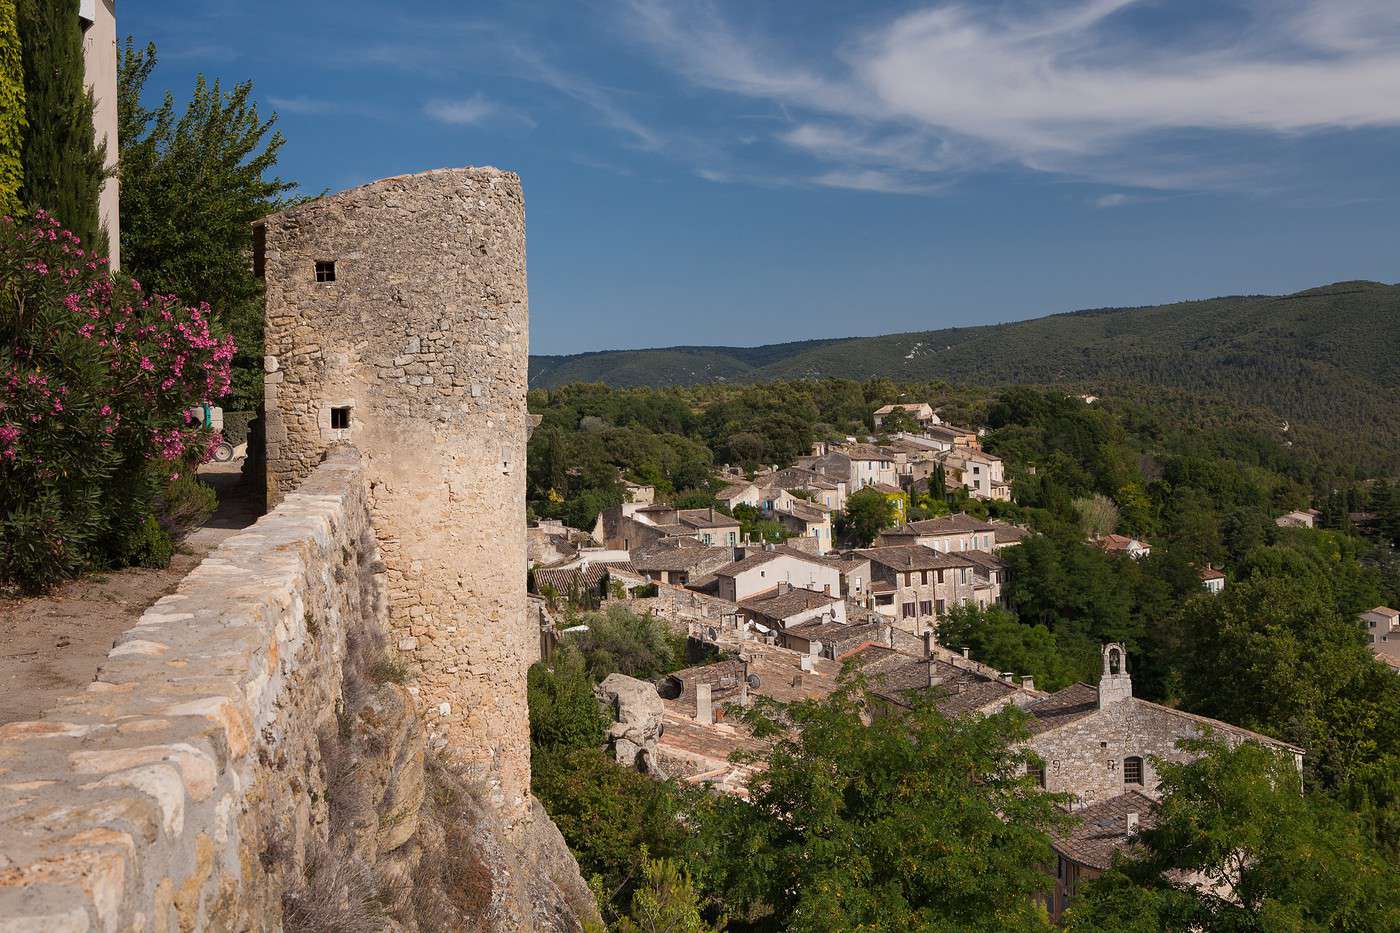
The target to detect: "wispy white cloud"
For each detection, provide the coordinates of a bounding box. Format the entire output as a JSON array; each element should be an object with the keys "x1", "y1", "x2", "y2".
[
  {"x1": 617, "y1": 0, "x2": 1400, "y2": 194},
  {"x1": 507, "y1": 45, "x2": 665, "y2": 150},
  {"x1": 423, "y1": 94, "x2": 496, "y2": 125},
  {"x1": 810, "y1": 169, "x2": 945, "y2": 195},
  {"x1": 1092, "y1": 193, "x2": 1135, "y2": 208}
]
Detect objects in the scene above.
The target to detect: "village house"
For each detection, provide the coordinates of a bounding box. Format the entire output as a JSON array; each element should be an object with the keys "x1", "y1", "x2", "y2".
[
  {"x1": 631, "y1": 539, "x2": 733, "y2": 587},
  {"x1": 757, "y1": 466, "x2": 848, "y2": 512},
  {"x1": 709, "y1": 548, "x2": 843, "y2": 604},
  {"x1": 771, "y1": 499, "x2": 834, "y2": 552},
  {"x1": 1044, "y1": 791, "x2": 1156, "y2": 922},
  {"x1": 530, "y1": 559, "x2": 632, "y2": 608},
  {"x1": 621, "y1": 479, "x2": 655, "y2": 505},
  {"x1": 1276, "y1": 508, "x2": 1322, "y2": 528},
  {"x1": 938, "y1": 446, "x2": 1012, "y2": 501},
  {"x1": 993, "y1": 523, "x2": 1029, "y2": 550},
  {"x1": 800, "y1": 444, "x2": 900, "y2": 491},
  {"x1": 1362, "y1": 606, "x2": 1400, "y2": 671},
  {"x1": 869, "y1": 482, "x2": 909, "y2": 522},
  {"x1": 854, "y1": 545, "x2": 985, "y2": 631},
  {"x1": 782, "y1": 619, "x2": 909, "y2": 660},
  {"x1": 527, "y1": 518, "x2": 596, "y2": 567},
  {"x1": 715, "y1": 480, "x2": 763, "y2": 511},
  {"x1": 873, "y1": 402, "x2": 939, "y2": 430},
  {"x1": 1025, "y1": 644, "x2": 1303, "y2": 919},
  {"x1": 1096, "y1": 533, "x2": 1152, "y2": 559},
  {"x1": 1199, "y1": 566, "x2": 1226, "y2": 594},
  {"x1": 593, "y1": 502, "x2": 742, "y2": 550},
  {"x1": 891, "y1": 423, "x2": 981, "y2": 453},
  {"x1": 739, "y1": 582, "x2": 847, "y2": 633},
  {"x1": 874, "y1": 513, "x2": 1002, "y2": 553}
]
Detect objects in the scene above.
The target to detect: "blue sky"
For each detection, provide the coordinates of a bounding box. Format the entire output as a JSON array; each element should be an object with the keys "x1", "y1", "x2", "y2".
[{"x1": 127, "y1": 1, "x2": 1400, "y2": 355}]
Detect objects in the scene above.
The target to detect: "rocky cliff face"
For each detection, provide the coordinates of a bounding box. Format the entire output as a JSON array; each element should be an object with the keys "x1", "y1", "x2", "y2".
[{"x1": 282, "y1": 614, "x2": 598, "y2": 933}]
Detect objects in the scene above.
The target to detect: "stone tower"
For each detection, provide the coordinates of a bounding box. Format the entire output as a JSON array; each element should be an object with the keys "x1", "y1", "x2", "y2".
[
  {"x1": 258, "y1": 168, "x2": 533, "y2": 815},
  {"x1": 1098, "y1": 642, "x2": 1133, "y2": 708}
]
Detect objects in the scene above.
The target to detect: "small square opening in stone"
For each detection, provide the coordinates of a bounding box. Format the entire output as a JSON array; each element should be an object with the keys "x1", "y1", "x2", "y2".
[
  {"x1": 331, "y1": 406, "x2": 351, "y2": 430},
  {"x1": 315, "y1": 260, "x2": 337, "y2": 283}
]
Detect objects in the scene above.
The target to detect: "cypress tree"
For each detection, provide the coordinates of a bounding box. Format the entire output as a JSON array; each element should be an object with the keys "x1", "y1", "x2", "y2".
[
  {"x1": 0, "y1": 0, "x2": 24, "y2": 216},
  {"x1": 16, "y1": 0, "x2": 105, "y2": 252}
]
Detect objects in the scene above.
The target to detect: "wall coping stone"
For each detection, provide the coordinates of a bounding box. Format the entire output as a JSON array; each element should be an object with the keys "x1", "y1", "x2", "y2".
[{"x1": 0, "y1": 448, "x2": 370, "y2": 932}]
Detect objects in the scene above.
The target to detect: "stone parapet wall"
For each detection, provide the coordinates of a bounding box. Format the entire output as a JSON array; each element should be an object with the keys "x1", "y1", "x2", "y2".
[{"x1": 0, "y1": 448, "x2": 386, "y2": 931}]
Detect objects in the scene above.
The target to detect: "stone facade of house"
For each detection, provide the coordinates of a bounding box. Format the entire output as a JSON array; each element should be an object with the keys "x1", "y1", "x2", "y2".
[
  {"x1": 259, "y1": 167, "x2": 534, "y2": 816},
  {"x1": 1026, "y1": 645, "x2": 1304, "y2": 807}
]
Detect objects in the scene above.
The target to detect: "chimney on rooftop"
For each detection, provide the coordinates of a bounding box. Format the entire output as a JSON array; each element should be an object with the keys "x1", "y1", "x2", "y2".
[
  {"x1": 696, "y1": 683, "x2": 713, "y2": 725},
  {"x1": 1126, "y1": 812, "x2": 1139, "y2": 833},
  {"x1": 1000, "y1": 672, "x2": 1015, "y2": 684},
  {"x1": 884, "y1": 624, "x2": 895, "y2": 648},
  {"x1": 961, "y1": 646, "x2": 970, "y2": 660},
  {"x1": 1022, "y1": 675, "x2": 1035, "y2": 692},
  {"x1": 923, "y1": 630, "x2": 935, "y2": 659},
  {"x1": 739, "y1": 655, "x2": 751, "y2": 706},
  {"x1": 777, "y1": 580, "x2": 790, "y2": 596}
]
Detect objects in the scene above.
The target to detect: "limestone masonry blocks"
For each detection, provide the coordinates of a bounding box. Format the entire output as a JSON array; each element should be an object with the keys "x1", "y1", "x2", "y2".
[
  {"x1": 259, "y1": 167, "x2": 534, "y2": 815},
  {"x1": 0, "y1": 449, "x2": 385, "y2": 931}
]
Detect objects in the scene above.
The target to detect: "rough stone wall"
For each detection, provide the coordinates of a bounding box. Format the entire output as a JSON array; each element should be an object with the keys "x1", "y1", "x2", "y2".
[
  {"x1": 260, "y1": 167, "x2": 533, "y2": 815},
  {"x1": 1028, "y1": 696, "x2": 1302, "y2": 807},
  {"x1": 0, "y1": 449, "x2": 384, "y2": 931}
]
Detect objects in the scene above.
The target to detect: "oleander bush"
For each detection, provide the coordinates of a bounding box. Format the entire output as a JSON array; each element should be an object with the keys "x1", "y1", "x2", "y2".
[{"x1": 0, "y1": 210, "x2": 234, "y2": 592}]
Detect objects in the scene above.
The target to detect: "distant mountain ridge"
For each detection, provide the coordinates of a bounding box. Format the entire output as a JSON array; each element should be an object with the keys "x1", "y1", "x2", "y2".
[{"x1": 529, "y1": 281, "x2": 1400, "y2": 471}]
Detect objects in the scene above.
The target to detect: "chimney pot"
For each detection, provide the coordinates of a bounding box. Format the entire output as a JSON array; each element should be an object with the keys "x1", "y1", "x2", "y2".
[
  {"x1": 923, "y1": 630, "x2": 935, "y2": 659},
  {"x1": 961, "y1": 646, "x2": 970, "y2": 659},
  {"x1": 1022, "y1": 675, "x2": 1035, "y2": 692},
  {"x1": 1127, "y1": 812, "x2": 1139, "y2": 832}
]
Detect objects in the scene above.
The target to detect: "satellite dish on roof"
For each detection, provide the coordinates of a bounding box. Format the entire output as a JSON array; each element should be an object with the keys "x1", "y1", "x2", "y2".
[
  {"x1": 747, "y1": 674, "x2": 760, "y2": 688},
  {"x1": 707, "y1": 627, "x2": 718, "y2": 640}
]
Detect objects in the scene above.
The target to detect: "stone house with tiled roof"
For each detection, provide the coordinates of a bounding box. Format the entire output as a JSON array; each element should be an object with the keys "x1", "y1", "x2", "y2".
[
  {"x1": 631, "y1": 540, "x2": 733, "y2": 587},
  {"x1": 874, "y1": 513, "x2": 1001, "y2": 553},
  {"x1": 1046, "y1": 790, "x2": 1157, "y2": 921},
  {"x1": 1024, "y1": 644, "x2": 1303, "y2": 811},
  {"x1": 855, "y1": 545, "x2": 985, "y2": 630},
  {"x1": 711, "y1": 548, "x2": 842, "y2": 604},
  {"x1": 772, "y1": 499, "x2": 834, "y2": 552},
  {"x1": 740, "y1": 583, "x2": 846, "y2": 632}
]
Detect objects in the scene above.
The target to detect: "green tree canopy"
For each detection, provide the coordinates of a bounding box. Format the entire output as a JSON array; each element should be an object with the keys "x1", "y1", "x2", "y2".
[
  {"x1": 841, "y1": 486, "x2": 898, "y2": 547},
  {"x1": 117, "y1": 39, "x2": 296, "y2": 411},
  {"x1": 17, "y1": 0, "x2": 106, "y2": 249},
  {"x1": 1064, "y1": 739, "x2": 1400, "y2": 932},
  {"x1": 695, "y1": 685, "x2": 1066, "y2": 932}
]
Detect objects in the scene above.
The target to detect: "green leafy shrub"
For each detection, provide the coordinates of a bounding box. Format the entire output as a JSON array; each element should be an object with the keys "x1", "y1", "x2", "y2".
[
  {"x1": 158, "y1": 471, "x2": 217, "y2": 534},
  {"x1": 0, "y1": 211, "x2": 234, "y2": 592},
  {"x1": 222, "y1": 409, "x2": 254, "y2": 446},
  {"x1": 118, "y1": 514, "x2": 173, "y2": 569}
]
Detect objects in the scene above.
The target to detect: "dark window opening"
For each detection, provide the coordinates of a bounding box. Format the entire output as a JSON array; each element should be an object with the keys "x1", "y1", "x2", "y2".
[
  {"x1": 331, "y1": 406, "x2": 351, "y2": 430},
  {"x1": 315, "y1": 260, "x2": 337, "y2": 283},
  {"x1": 1030, "y1": 762, "x2": 1046, "y2": 788},
  {"x1": 1124, "y1": 756, "x2": 1144, "y2": 785}
]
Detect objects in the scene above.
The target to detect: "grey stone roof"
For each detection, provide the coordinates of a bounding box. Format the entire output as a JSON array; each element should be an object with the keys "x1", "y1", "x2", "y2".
[
  {"x1": 739, "y1": 587, "x2": 840, "y2": 621},
  {"x1": 856, "y1": 546, "x2": 976, "y2": 572},
  {"x1": 1052, "y1": 791, "x2": 1157, "y2": 871}
]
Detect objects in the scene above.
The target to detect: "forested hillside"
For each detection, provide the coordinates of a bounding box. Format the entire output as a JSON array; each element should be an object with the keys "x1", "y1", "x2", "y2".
[{"x1": 530, "y1": 281, "x2": 1400, "y2": 472}]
